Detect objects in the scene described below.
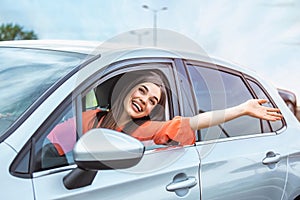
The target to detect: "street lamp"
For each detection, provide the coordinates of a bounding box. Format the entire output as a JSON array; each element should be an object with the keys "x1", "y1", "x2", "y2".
[
  {"x1": 130, "y1": 30, "x2": 149, "y2": 45},
  {"x1": 142, "y1": 5, "x2": 168, "y2": 46}
]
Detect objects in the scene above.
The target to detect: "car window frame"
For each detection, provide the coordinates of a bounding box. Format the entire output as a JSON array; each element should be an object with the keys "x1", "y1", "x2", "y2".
[
  {"x1": 182, "y1": 59, "x2": 284, "y2": 144},
  {"x1": 10, "y1": 94, "x2": 76, "y2": 178},
  {"x1": 244, "y1": 75, "x2": 286, "y2": 133},
  {"x1": 75, "y1": 58, "x2": 181, "y2": 148},
  {"x1": 74, "y1": 57, "x2": 180, "y2": 126},
  {"x1": 10, "y1": 57, "x2": 184, "y2": 178}
]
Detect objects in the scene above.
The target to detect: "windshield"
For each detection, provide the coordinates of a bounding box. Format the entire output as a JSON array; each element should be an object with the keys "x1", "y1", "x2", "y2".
[{"x1": 0, "y1": 47, "x2": 87, "y2": 137}]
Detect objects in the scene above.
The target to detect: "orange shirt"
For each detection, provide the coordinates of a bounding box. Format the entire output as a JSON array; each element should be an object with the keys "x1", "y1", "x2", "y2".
[
  {"x1": 49, "y1": 109, "x2": 196, "y2": 156},
  {"x1": 83, "y1": 109, "x2": 195, "y2": 146}
]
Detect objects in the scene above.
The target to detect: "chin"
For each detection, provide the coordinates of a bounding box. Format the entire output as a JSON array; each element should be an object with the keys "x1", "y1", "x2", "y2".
[{"x1": 130, "y1": 112, "x2": 146, "y2": 119}]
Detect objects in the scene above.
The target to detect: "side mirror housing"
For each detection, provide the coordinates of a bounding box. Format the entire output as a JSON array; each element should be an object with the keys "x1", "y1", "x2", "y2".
[{"x1": 63, "y1": 128, "x2": 145, "y2": 189}]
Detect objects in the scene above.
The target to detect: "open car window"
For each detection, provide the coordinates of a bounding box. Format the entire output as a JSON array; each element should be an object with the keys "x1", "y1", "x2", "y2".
[
  {"x1": 11, "y1": 63, "x2": 177, "y2": 175},
  {"x1": 80, "y1": 68, "x2": 173, "y2": 150}
]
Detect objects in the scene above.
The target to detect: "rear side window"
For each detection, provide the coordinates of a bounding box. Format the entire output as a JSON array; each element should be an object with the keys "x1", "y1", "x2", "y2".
[
  {"x1": 247, "y1": 79, "x2": 284, "y2": 132},
  {"x1": 186, "y1": 64, "x2": 273, "y2": 141}
]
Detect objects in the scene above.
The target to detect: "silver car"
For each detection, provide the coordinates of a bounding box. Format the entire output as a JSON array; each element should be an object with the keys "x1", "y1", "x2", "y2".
[{"x1": 1, "y1": 38, "x2": 300, "y2": 200}]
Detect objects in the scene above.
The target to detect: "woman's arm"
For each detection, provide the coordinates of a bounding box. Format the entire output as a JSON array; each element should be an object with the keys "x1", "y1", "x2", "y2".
[{"x1": 189, "y1": 99, "x2": 282, "y2": 131}]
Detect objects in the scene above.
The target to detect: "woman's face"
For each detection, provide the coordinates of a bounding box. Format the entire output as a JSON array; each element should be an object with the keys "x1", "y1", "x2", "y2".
[{"x1": 124, "y1": 82, "x2": 161, "y2": 119}]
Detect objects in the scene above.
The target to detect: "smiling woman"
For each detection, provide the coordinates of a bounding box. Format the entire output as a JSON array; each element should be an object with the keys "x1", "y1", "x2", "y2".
[
  {"x1": 81, "y1": 71, "x2": 188, "y2": 144},
  {"x1": 98, "y1": 71, "x2": 167, "y2": 132}
]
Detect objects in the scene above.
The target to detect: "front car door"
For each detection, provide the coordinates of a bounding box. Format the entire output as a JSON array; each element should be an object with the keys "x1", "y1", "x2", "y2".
[
  {"x1": 10, "y1": 58, "x2": 201, "y2": 199},
  {"x1": 183, "y1": 60, "x2": 288, "y2": 200}
]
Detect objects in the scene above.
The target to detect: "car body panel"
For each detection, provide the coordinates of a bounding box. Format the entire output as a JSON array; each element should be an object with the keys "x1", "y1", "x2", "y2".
[
  {"x1": 0, "y1": 143, "x2": 35, "y2": 199},
  {"x1": 32, "y1": 147, "x2": 200, "y2": 200},
  {"x1": 197, "y1": 132, "x2": 290, "y2": 199}
]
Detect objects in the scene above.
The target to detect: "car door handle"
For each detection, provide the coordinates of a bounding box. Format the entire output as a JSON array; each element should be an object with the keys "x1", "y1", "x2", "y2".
[
  {"x1": 262, "y1": 152, "x2": 281, "y2": 165},
  {"x1": 166, "y1": 177, "x2": 197, "y2": 192}
]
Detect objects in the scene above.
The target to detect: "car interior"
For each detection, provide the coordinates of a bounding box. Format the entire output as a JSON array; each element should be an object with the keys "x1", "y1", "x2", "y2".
[{"x1": 36, "y1": 69, "x2": 172, "y2": 172}]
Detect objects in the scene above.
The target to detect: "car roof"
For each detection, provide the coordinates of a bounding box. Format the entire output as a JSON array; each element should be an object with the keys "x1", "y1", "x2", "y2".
[
  {"x1": 0, "y1": 39, "x2": 258, "y2": 77},
  {"x1": 0, "y1": 40, "x2": 102, "y2": 55}
]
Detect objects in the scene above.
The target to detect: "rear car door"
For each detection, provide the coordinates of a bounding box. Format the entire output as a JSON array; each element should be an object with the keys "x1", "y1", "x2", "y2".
[
  {"x1": 10, "y1": 59, "x2": 201, "y2": 199},
  {"x1": 184, "y1": 61, "x2": 288, "y2": 200}
]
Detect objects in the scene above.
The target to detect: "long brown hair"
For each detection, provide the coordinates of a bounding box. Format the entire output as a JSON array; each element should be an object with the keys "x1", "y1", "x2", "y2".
[{"x1": 100, "y1": 70, "x2": 167, "y2": 134}]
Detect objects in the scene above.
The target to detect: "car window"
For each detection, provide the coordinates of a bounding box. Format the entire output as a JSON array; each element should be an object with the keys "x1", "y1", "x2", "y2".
[
  {"x1": 33, "y1": 101, "x2": 77, "y2": 172},
  {"x1": 30, "y1": 87, "x2": 103, "y2": 173},
  {"x1": 80, "y1": 68, "x2": 173, "y2": 150},
  {"x1": 186, "y1": 64, "x2": 271, "y2": 141},
  {"x1": 85, "y1": 89, "x2": 98, "y2": 110},
  {"x1": 10, "y1": 98, "x2": 77, "y2": 175},
  {"x1": 247, "y1": 79, "x2": 284, "y2": 132},
  {"x1": 0, "y1": 47, "x2": 86, "y2": 137}
]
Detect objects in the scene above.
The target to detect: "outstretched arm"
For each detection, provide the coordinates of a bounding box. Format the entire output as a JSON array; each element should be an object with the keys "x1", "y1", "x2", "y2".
[{"x1": 189, "y1": 99, "x2": 282, "y2": 131}]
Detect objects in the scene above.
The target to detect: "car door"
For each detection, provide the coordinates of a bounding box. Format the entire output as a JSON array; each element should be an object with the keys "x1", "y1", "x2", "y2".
[
  {"x1": 11, "y1": 59, "x2": 201, "y2": 199},
  {"x1": 184, "y1": 61, "x2": 288, "y2": 200}
]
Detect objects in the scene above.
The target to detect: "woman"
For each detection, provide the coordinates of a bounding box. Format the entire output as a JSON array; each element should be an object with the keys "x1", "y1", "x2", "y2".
[{"x1": 81, "y1": 70, "x2": 282, "y2": 146}]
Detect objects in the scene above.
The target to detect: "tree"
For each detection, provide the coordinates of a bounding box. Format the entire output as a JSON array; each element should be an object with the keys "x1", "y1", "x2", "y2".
[{"x1": 0, "y1": 23, "x2": 38, "y2": 41}]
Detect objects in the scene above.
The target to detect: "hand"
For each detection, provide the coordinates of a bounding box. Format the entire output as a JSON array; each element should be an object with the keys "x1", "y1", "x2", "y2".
[{"x1": 242, "y1": 99, "x2": 282, "y2": 121}]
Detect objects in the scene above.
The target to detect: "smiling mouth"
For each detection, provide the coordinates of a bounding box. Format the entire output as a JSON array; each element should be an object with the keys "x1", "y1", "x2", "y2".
[{"x1": 132, "y1": 101, "x2": 142, "y2": 112}]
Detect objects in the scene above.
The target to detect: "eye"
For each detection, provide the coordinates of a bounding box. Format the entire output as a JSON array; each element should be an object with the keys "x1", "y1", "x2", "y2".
[
  {"x1": 149, "y1": 98, "x2": 157, "y2": 106},
  {"x1": 138, "y1": 87, "x2": 146, "y2": 95}
]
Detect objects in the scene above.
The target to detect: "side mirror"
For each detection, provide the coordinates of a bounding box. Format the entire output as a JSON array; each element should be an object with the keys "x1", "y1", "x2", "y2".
[{"x1": 63, "y1": 128, "x2": 145, "y2": 189}]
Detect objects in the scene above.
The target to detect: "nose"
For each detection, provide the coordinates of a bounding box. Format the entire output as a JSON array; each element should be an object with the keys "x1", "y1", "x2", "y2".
[{"x1": 139, "y1": 98, "x2": 146, "y2": 106}]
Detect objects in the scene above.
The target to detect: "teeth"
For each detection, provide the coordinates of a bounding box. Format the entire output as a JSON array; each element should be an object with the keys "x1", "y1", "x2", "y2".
[{"x1": 132, "y1": 101, "x2": 141, "y2": 112}]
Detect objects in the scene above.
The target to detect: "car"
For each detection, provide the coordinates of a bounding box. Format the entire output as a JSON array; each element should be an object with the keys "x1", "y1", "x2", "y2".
[
  {"x1": 1, "y1": 35, "x2": 300, "y2": 200},
  {"x1": 278, "y1": 88, "x2": 297, "y2": 115}
]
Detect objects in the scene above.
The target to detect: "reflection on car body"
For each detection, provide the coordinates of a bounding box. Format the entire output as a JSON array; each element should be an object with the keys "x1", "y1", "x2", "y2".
[{"x1": 1, "y1": 35, "x2": 300, "y2": 200}]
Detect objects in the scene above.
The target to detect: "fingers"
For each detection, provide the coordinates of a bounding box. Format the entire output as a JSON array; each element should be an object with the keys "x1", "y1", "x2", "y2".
[
  {"x1": 248, "y1": 99, "x2": 283, "y2": 121},
  {"x1": 266, "y1": 108, "x2": 283, "y2": 121},
  {"x1": 268, "y1": 116, "x2": 283, "y2": 121},
  {"x1": 268, "y1": 112, "x2": 283, "y2": 118},
  {"x1": 256, "y1": 99, "x2": 283, "y2": 121},
  {"x1": 267, "y1": 107, "x2": 281, "y2": 112},
  {"x1": 257, "y1": 99, "x2": 268, "y2": 104},
  {"x1": 258, "y1": 99, "x2": 282, "y2": 116}
]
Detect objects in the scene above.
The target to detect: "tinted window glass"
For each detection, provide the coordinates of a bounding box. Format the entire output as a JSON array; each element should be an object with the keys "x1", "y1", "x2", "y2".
[
  {"x1": 187, "y1": 65, "x2": 268, "y2": 141},
  {"x1": 33, "y1": 103, "x2": 76, "y2": 172}
]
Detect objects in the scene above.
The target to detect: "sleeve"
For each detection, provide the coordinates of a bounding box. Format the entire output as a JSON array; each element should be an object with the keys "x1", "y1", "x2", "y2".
[{"x1": 131, "y1": 116, "x2": 195, "y2": 146}]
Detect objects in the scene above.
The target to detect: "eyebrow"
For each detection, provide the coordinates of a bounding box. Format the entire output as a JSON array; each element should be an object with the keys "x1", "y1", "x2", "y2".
[
  {"x1": 141, "y1": 85, "x2": 149, "y2": 92},
  {"x1": 141, "y1": 85, "x2": 159, "y2": 102}
]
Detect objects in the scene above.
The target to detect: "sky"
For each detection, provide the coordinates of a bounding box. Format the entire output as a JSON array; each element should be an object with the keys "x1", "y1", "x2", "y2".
[{"x1": 1, "y1": 0, "x2": 300, "y2": 104}]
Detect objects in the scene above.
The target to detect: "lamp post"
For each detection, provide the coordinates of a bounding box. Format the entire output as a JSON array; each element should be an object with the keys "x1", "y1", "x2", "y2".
[
  {"x1": 142, "y1": 5, "x2": 167, "y2": 46},
  {"x1": 130, "y1": 30, "x2": 149, "y2": 45}
]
